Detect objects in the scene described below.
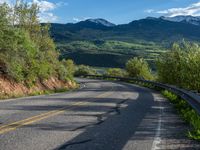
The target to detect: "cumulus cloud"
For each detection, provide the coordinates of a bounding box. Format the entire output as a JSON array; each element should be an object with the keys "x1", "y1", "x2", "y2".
[
  {"x1": 156, "y1": 1, "x2": 200, "y2": 17},
  {"x1": 31, "y1": 0, "x2": 59, "y2": 22},
  {"x1": 33, "y1": 0, "x2": 56, "y2": 12}
]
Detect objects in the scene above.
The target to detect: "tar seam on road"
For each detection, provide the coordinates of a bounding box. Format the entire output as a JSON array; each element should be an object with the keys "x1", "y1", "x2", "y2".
[{"x1": 0, "y1": 84, "x2": 114, "y2": 135}]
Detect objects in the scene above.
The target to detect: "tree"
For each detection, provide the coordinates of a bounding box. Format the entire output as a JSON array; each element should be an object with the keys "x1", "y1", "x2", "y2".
[
  {"x1": 157, "y1": 42, "x2": 200, "y2": 91},
  {"x1": 0, "y1": 1, "x2": 74, "y2": 86}
]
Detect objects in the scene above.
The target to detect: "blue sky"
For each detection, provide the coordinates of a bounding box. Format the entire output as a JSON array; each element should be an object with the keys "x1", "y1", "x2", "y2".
[{"x1": 1, "y1": 0, "x2": 200, "y2": 24}]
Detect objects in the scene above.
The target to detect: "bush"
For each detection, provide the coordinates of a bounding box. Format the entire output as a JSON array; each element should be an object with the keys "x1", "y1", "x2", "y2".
[
  {"x1": 126, "y1": 57, "x2": 153, "y2": 80},
  {"x1": 105, "y1": 68, "x2": 126, "y2": 77},
  {"x1": 74, "y1": 65, "x2": 97, "y2": 76}
]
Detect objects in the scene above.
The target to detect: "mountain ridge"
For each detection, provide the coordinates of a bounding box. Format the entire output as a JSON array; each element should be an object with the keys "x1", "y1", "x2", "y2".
[{"x1": 50, "y1": 16, "x2": 200, "y2": 44}]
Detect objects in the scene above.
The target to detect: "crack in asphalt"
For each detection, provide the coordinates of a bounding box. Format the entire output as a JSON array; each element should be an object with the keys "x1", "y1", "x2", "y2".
[{"x1": 71, "y1": 98, "x2": 130, "y2": 132}]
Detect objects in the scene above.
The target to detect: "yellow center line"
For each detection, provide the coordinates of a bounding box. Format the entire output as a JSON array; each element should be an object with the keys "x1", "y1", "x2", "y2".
[{"x1": 0, "y1": 86, "x2": 114, "y2": 135}]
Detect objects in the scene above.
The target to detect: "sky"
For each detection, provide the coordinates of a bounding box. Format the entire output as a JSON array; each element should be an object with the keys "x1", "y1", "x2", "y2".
[{"x1": 1, "y1": 0, "x2": 200, "y2": 24}]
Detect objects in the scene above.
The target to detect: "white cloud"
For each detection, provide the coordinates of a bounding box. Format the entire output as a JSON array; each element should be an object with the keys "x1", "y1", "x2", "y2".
[
  {"x1": 31, "y1": 0, "x2": 68, "y2": 22},
  {"x1": 31, "y1": 0, "x2": 58, "y2": 22},
  {"x1": 33, "y1": 0, "x2": 56, "y2": 12},
  {"x1": 39, "y1": 12, "x2": 58, "y2": 22},
  {"x1": 156, "y1": 1, "x2": 200, "y2": 17}
]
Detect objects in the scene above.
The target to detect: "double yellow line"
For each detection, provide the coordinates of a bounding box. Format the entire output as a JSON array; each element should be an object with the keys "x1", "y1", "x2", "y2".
[{"x1": 0, "y1": 87, "x2": 114, "y2": 135}]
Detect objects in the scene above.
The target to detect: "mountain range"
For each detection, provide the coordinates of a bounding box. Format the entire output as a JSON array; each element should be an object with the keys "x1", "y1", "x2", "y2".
[{"x1": 49, "y1": 16, "x2": 200, "y2": 68}]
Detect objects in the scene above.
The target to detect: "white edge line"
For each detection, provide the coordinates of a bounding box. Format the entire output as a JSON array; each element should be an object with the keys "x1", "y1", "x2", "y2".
[{"x1": 151, "y1": 106, "x2": 164, "y2": 150}]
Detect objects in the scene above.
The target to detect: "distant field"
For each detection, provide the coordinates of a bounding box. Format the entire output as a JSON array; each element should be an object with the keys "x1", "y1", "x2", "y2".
[{"x1": 58, "y1": 40, "x2": 166, "y2": 70}]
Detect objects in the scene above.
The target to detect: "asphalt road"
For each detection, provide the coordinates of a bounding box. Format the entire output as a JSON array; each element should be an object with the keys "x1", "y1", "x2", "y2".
[{"x1": 0, "y1": 78, "x2": 199, "y2": 150}]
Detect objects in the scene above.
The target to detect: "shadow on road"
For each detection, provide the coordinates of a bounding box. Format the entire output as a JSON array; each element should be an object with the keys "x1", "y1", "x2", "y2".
[{"x1": 53, "y1": 85, "x2": 156, "y2": 150}]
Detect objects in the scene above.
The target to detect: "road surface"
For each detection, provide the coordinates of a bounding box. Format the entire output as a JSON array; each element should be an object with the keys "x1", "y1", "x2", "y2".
[{"x1": 0, "y1": 78, "x2": 199, "y2": 150}]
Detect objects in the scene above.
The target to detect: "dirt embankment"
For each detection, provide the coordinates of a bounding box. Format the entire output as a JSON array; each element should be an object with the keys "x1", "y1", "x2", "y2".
[{"x1": 0, "y1": 76, "x2": 77, "y2": 99}]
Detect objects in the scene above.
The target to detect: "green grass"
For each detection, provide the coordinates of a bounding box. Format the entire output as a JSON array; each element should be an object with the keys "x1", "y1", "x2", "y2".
[{"x1": 162, "y1": 90, "x2": 200, "y2": 140}]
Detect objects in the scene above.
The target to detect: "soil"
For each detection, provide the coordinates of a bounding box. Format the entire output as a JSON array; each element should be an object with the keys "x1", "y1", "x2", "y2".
[{"x1": 0, "y1": 75, "x2": 77, "y2": 98}]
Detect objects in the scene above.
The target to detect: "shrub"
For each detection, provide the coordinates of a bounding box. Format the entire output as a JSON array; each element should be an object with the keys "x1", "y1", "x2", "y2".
[
  {"x1": 105, "y1": 68, "x2": 126, "y2": 77},
  {"x1": 126, "y1": 57, "x2": 153, "y2": 80},
  {"x1": 74, "y1": 65, "x2": 97, "y2": 76}
]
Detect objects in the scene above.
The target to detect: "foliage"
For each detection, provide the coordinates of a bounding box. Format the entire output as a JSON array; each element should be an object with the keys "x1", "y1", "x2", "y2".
[
  {"x1": 126, "y1": 57, "x2": 153, "y2": 80},
  {"x1": 62, "y1": 59, "x2": 76, "y2": 76},
  {"x1": 74, "y1": 65, "x2": 97, "y2": 76},
  {"x1": 57, "y1": 59, "x2": 75, "y2": 81},
  {"x1": 157, "y1": 42, "x2": 200, "y2": 91},
  {"x1": 105, "y1": 68, "x2": 126, "y2": 77},
  {"x1": 162, "y1": 90, "x2": 200, "y2": 140},
  {"x1": 0, "y1": 2, "x2": 74, "y2": 86}
]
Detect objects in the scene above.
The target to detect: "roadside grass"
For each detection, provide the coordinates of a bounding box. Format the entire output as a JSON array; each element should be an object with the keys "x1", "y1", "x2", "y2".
[{"x1": 162, "y1": 90, "x2": 200, "y2": 140}]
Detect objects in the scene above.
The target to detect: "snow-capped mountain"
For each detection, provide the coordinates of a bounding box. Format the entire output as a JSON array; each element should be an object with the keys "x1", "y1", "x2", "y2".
[
  {"x1": 85, "y1": 18, "x2": 116, "y2": 27},
  {"x1": 160, "y1": 15, "x2": 200, "y2": 26}
]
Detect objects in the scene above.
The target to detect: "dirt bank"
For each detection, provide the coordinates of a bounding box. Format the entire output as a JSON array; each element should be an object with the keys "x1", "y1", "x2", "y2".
[{"x1": 0, "y1": 76, "x2": 77, "y2": 99}]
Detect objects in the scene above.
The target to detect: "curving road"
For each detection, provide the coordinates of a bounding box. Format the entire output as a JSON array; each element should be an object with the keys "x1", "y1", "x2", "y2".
[{"x1": 0, "y1": 78, "x2": 199, "y2": 150}]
